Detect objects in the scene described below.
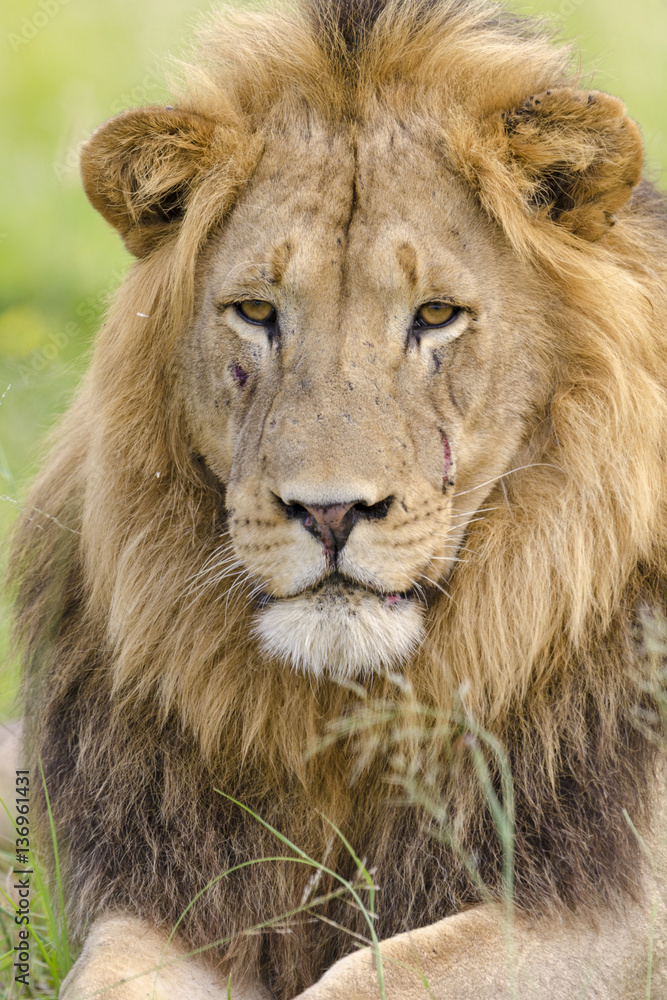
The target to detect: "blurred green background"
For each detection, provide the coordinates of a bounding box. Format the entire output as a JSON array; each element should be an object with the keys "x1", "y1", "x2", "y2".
[{"x1": 1, "y1": 0, "x2": 666, "y2": 718}]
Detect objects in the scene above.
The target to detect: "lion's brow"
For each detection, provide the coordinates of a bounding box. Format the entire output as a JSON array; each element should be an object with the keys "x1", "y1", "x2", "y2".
[
  {"x1": 397, "y1": 242, "x2": 419, "y2": 288},
  {"x1": 218, "y1": 256, "x2": 288, "y2": 298}
]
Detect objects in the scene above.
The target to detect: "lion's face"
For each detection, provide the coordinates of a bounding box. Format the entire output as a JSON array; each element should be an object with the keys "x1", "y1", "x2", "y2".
[{"x1": 182, "y1": 119, "x2": 549, "y2": 678}]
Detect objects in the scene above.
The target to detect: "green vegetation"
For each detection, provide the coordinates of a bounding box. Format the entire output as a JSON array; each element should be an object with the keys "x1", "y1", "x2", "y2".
[{"x1": 1, "y1": 764, "x2": 73, "y2": 997}]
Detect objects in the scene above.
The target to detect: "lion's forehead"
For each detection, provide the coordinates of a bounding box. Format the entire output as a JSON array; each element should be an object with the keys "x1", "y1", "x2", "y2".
[
  {"x1": 211, "y1": 119, "x2": 501, "y2": 308},
  {"x1": 228, "y1": 125, "x2": 357, "y2": 246}
]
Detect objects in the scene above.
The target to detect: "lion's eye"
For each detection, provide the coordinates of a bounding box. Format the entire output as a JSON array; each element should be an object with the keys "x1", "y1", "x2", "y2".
[
  {"x1": 236, "y1": 300, "x2": 277, "y2": 325},
  {"x1": 415, "y1": 302, "x2": 460, "y2": 328}
]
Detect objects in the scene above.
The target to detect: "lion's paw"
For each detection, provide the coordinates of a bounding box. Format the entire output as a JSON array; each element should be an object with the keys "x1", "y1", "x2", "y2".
[{"x1": 59, "y1": 914, "x2": 231, "y2": 1000}]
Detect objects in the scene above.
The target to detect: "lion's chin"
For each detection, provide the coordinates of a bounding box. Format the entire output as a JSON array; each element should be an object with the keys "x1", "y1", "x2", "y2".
[{"x1": 253, "y1": 581, "x2": 425, "y2": 680}]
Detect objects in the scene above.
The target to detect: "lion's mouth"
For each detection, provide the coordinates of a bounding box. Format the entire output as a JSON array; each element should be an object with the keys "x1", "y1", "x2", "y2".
[
  {"x1": 255, "y1": 572, "x2": 420, "y2": 608},
  {"x1": 252, "y1": 574, "x2": 426, "y2": 679}
]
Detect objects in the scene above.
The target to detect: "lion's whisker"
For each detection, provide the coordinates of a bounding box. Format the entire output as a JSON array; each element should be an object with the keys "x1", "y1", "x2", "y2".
[
  {"x1": 183, "y1": 559, "x2": 245, "y2": 599},
  {"x1": 185, "y1": 546, "x2": 238, "y2": 586},
  {"x1": 420, "y1": 574, "x2": 454, "y2": 602},
  {"x1": 427, "y1": 554, "x2": 468, "y2": 563},
  {"x1": 223, "y1": 570, "x2": 260, "y2": 623},
  {"x1": 449, "y1": 506, "x2": 498, "y2": 518},
  {"x1": 452, "y1": 463, "x2": 562, "y2": 499},
  {"x1": 182, "y1": 560, "x2": 247, "y2": 608}
]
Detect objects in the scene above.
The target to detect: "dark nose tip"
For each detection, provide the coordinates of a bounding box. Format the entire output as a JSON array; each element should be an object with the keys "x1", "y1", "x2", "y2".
[
  {"x1": 302, "y1": 502, "x2": 357, "y2": 554},
  {"x1": 277, "y1": 496, "x2": 393, "y2": 556}
]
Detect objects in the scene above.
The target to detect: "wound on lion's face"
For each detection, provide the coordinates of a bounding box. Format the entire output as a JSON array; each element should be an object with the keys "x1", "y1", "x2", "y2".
[
  {"x1": 232, "y1": 362, "x2": 249, "y2": 386},
  {"x1": 11, "y1": 1, "x2": 667, "y2": 999}
]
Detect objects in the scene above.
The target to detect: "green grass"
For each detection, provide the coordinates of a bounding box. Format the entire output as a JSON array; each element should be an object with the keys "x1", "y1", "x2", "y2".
[
  {"x1": 1, "y1": 764, "x2": 73, "y2": 998},
  {"x1": 0, "y1": 849, "x2": 72, "y2": 997}
]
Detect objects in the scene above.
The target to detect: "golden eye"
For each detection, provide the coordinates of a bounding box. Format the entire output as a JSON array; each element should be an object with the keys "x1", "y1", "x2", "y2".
[
  {"x1": 415, "y1": 302, "x2": 459, "y2": 328},
  {"x1": 236, "y1": 300, "x2": 277, "y2": 325}
]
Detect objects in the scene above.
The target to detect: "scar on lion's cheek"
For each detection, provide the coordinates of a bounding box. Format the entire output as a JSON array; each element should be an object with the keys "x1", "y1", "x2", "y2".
[
  {"x1": 440, "y1": 430, "x2": 453, "y2": 485},
  {"x1": 232, "y1": 363, "x2": 248, "y2": 387}
]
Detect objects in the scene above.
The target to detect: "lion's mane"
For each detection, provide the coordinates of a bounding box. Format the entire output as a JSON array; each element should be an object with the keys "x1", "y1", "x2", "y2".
[{"x1": 12, "y1": 1, "x2": 667, "y2": 997}]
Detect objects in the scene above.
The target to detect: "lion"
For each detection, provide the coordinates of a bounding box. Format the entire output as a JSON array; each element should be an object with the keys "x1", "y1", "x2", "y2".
[{"x1": 11, "y1": 0, "x2": 667, "y2": 997}]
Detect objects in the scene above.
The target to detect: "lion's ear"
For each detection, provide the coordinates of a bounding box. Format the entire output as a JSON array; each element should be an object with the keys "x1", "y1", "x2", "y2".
[
  {"x1": 80, "y1": 106, "x2": 218, "y2": 257},
  {"x1": 495, "y1": 88, "x2": 643, "y2": 241}
]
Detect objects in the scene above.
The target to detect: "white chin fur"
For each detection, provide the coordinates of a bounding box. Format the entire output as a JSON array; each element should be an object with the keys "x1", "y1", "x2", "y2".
[{"x1": 253, "y1": 586, "x2": 425, "y2": 680}]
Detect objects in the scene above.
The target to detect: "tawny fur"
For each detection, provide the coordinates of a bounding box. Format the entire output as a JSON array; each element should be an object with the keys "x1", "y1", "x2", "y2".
[{"x1": 11, "y1": 1, "x2": 667, "y2": 998}]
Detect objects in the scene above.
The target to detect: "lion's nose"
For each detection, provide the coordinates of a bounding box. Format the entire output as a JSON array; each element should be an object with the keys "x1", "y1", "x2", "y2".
[
  {"x1": 276, "y1": 496, "x2": 393, "y2": 556},
  {"x1": 302, "y1": 502, "x2": 357, "y2": 554}
]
